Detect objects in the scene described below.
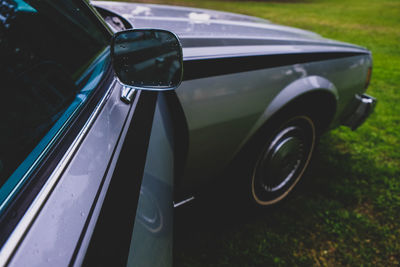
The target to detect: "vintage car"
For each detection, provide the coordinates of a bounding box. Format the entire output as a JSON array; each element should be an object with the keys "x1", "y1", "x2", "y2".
[{"x1": 0, "y1": 0, "x2": 375, "y2": 266}]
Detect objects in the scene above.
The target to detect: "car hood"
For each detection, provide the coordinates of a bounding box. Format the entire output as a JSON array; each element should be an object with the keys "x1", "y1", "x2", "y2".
[{"x1": 93, "y1": 1, "x2": 367, "y2": 52}]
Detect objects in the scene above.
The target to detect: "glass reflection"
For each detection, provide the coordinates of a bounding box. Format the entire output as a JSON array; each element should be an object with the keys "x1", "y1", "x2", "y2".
[{"x1": 112, "y1": 29, "x2": 182, "y2": 90}]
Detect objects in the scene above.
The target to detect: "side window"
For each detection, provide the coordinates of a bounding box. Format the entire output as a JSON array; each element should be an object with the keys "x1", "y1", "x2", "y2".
[{"x1": 0, "y1": 0, "x2": 110, "y2": 213}]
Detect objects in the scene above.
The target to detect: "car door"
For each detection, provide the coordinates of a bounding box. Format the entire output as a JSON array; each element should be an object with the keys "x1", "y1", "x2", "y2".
[{"x1": 0, "y1": 1, "x2": 176, "y2": 266}]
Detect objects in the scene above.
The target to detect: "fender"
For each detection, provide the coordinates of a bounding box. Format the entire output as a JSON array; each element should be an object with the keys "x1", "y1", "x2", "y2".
[{"x1": 238, "y1": 75, "x2": 338, "y2": 152}]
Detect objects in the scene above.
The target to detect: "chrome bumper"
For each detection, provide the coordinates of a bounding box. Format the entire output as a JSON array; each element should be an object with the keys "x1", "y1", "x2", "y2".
[{"x1": 343, "y1": 94, "x2": 377, "y2": 130}]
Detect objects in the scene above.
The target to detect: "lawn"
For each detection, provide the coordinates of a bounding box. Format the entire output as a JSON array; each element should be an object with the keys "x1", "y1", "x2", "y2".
[{"x1": 121, "y1": 0, "x2": 400, "y2": 265}]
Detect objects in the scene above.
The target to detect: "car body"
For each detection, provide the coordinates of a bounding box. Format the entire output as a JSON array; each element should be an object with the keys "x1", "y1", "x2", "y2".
[
  {"x1": 0, "y1": 0, "x2": 375, "y2": 266},
  {"x1": 93, "y1": 1, "x2": 375, "y2": 199}
]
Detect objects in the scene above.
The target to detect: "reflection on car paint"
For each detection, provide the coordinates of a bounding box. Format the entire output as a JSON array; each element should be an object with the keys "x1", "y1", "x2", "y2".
[{"x1": 127, "y1": 94, "x2": 174, "y2": 267}]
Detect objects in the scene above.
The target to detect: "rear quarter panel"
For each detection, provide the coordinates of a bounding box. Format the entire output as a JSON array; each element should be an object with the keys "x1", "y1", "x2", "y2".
[{"x1": 177, "y1": 52, "x2": 371, "y2": 191}]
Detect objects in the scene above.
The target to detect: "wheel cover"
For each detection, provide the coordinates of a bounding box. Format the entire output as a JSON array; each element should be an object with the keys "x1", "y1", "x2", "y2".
[{"x1": 252, "y1": 116, "x2": 315, "y2": 205}]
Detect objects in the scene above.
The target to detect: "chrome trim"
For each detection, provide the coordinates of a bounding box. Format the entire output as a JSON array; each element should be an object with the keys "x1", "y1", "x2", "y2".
[
  {"x1": 0, "y1": 47, "x2": 110, "y2": 214},
  {"x1": 112, "y1": 29, "x2": 183, "y2": 91},
  {"x1": 83, "y1": 0, "x2": 114, "y2": 36},
  {"x1": 173, "y1": 196, "x2": 195, "y2": 208},
  {"x1": 344, "y1": 94, "x2": 377, "y2": 130},
  {"x1": 71, "y1": 90, "x2": 140, "y2": 267},
  {"x1": 0, "y1": 79, "x2": 118, "y2": 265},
  {"x1": 121, "y1": 86, "x2": 136, "y2": 104}
]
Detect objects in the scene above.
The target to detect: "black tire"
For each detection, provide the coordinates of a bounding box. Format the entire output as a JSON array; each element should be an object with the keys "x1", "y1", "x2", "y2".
[{"x1": 249, "y1": 114, "x2": 316, "y2": 206}]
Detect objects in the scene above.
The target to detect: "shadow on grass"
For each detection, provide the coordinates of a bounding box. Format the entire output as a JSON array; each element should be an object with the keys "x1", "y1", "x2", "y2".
[{"x1": 174, "y1": 132, "x2": 399, "y2": 266}]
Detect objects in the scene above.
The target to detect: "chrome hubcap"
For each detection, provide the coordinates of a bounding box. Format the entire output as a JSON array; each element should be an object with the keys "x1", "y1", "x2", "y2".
[
  {"x1": 253, "y1": 116, "x2": 315, "y2": 203},
  {"x1": 260, "y1": 127, "x2": 305, "y2": 192}
]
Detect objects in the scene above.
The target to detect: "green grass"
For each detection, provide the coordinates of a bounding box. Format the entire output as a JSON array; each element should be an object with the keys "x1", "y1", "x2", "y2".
[{"x1": 121, "y1": 0, "x2": 400, "y2": 265}]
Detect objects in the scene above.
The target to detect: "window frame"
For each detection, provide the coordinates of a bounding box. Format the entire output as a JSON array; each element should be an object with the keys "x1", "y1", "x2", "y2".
[{"x1": 0, "y1": 0, "x2": 115, "y2": 248}]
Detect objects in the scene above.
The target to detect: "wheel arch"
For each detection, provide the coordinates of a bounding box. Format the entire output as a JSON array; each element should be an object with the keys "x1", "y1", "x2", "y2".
[
  {"x1": 236, "y1": 76, "x2": 338, "y2": 158},
  {"x1": 225, "y1": 76, "x2": 339, "y2": 206}
]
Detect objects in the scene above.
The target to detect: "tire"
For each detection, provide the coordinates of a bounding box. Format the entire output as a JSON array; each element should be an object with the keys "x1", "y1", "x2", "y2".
[{"x1": 249, "y1": 114, "x2": 316, "y2": 206}]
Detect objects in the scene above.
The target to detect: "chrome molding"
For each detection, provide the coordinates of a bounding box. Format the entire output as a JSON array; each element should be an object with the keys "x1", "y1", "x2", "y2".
[
  {"x1": 173, "y1": 196, "x2": 195, "y2": 208},
  {"x1": 0, "y1": 79, "x2": 118, "y2": 265},
  {"x1": 343, "y1": 94, "x2": 377, "y2": 130},
  {"x1": 120, "y1": 86, "x2": 136, "y2": 104}
]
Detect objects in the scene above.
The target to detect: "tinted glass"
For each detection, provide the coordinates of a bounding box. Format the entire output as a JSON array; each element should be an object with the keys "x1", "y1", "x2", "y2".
[{"x1": 0, "y1": 0, "x2": 110, "y2": 212}]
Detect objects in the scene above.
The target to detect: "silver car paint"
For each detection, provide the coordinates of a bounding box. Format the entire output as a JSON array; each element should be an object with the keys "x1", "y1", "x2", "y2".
[
  {"x1": 0, "y1": 1, "x2": 373, "y2": 265},
  {"x1": 178, "y1": 56, "x2": 370, "y2": 190},
  {"x1": 6, "y1": 80, "x2": 131, "y2": 266},
  {"x1": 93, "y1": 1, "x2": 363, "y2": 49},
  {"x1": 7, "y1": 83, "x2": 174, "y2": 266},
  {"x1": 93, "y1": 1, "x2": 371, "y2": 190},
  {"x1": 127, "y1": 93, "x2": 174, "y2": 267}
]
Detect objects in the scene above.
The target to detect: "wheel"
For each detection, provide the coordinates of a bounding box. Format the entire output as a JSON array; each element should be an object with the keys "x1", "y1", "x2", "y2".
[{"x1": 250, "y1": 115, "x2": 316, "y2": 206}]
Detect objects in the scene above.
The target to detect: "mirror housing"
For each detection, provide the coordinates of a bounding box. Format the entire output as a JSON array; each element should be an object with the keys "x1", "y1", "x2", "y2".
[{"x1": 111, "y1": 29, "x2": 183, "y2": 91}]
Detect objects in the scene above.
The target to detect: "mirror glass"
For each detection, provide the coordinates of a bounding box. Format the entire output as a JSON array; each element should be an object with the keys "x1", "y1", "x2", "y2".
[{"x1": 112, "y1": 29, "x2": 183, "y2": 90}]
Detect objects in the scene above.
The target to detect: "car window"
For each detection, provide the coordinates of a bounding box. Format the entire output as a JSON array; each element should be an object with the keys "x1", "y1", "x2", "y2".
[{"x1": 0, "y1": 0, "x2": 111, "y2": 213}]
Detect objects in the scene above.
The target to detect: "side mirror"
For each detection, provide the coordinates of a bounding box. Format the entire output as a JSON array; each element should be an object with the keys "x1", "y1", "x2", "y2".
[{"x1": 111, "y1": 29, "x2": 183, "y2": 91}]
